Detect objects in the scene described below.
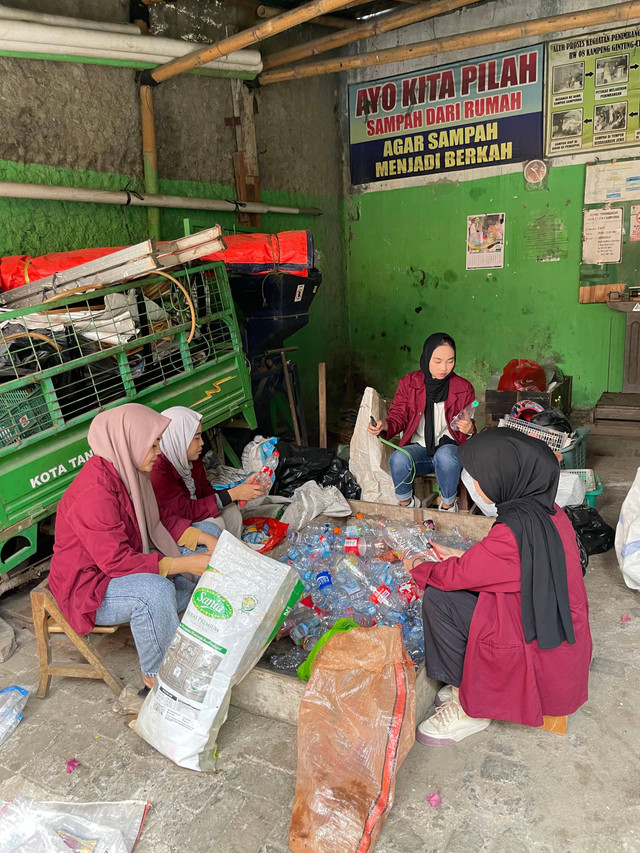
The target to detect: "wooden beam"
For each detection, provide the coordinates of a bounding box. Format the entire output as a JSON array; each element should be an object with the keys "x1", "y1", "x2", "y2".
[
  {"x1": 260, "y1": 0, "x2": 640, "y2": 83},
  {"x1": 148, "y1": 0, "x2": 368, "y2": 83},
  {"x1": 262, "y1": 0, "x2": 478, "y2": 70},
  {"x1": 318, "y1": 362, "x2": 327, "y2": 448}
]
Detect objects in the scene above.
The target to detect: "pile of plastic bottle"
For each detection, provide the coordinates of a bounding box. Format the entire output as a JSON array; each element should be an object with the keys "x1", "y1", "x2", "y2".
[{"x1": 272, "y1": 515, "x2": 475, "y2": 671}]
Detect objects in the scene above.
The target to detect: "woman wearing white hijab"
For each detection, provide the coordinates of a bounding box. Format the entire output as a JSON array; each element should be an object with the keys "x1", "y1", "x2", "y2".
[{"x1": 151, "y1": 406, "x2": 266, "y2": 540}]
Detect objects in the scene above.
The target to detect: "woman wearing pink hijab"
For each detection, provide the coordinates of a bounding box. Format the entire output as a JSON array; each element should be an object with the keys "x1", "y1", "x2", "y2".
[{"x1": 50, "y1": 404, "x2": 216, "y2": 692}]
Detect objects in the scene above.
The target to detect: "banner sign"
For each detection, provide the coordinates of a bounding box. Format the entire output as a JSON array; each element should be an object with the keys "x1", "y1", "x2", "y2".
[
  {"x1": 348, "y1": 45, "x2": 543, "y2": 186},
  {"x1": 546, "y1": 25, "x2": 640, "y2": 156}
]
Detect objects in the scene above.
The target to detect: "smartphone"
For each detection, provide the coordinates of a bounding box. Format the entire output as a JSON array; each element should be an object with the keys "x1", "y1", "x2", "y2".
[{"x1": 369, "y1": 415, "x2": 378, "y2": 427}]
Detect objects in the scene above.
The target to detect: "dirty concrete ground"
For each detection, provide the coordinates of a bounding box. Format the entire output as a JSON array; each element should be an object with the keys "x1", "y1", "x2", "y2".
[{"x1": 0, "y1": 435, "x2": 638, "y2": 853}]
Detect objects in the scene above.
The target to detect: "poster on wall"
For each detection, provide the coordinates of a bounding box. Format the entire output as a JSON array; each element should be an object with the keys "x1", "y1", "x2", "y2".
[
  {"x1": 546, "y1": 25, "x2": 640, "y2": 156},
  {"x1": 348, "y1": 45, "x2": 544, "y2": 186},
  {"x1": 466, "y1": 213, "x2": 505, "y2": 270}
]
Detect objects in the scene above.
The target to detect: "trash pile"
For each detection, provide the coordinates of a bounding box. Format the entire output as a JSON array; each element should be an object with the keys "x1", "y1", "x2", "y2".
[{"x1": 272, "y1": 514, "x2": 475, "y2": 671}]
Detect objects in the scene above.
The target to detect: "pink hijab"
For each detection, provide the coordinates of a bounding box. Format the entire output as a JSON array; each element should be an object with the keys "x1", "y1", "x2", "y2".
[{"x1": 87, "y1": 403, "x2": 180, "y2": 557}]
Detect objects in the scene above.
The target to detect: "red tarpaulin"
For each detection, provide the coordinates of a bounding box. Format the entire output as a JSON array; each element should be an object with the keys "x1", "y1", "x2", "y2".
[{"x1": 0, "y1": 230, "x2": 314, "y2": 292}]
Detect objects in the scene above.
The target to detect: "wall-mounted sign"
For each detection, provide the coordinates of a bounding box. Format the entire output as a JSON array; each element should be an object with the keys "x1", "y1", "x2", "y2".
[
  {"x1": 466, "y1": 213, "x2": 506, "y2": 270},
  {"x1": 348, "y1": 45, "x2": 543, "y2": 186},
  {"x1": 546, "y1": 25, "x2": 640, "y2": 156}
]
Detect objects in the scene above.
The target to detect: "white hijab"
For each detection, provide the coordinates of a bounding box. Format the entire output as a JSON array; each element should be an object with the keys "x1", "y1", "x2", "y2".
[{"x1": 160, "y1": 406, "x2": 202, "y2": 499}]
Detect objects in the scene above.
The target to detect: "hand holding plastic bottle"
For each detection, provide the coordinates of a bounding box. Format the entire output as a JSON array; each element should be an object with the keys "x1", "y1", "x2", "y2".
[
  {"x1": 450, "y1": 400, "x2": 478, "y2": 435},
  {"x1": 228, "y1": 472, "x2": 269, "y2": 503}
]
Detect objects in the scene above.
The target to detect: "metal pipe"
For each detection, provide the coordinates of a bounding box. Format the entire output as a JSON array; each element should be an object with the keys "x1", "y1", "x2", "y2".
[
  {"x1": 260, "y1": 0, "x2": 640, "y2": 83},
  {"x1": 139, "y1": 85, "x2": 161, "y2": 241},
  {"x1": 262, "y1": 0, "x2": 478, "y2": 71},
  {"x1": 0, "y1": 181, "x2": 322, "y2": 216},
  {"x1": 148, "y1": 0, "x2": 363, "y2": 83}
]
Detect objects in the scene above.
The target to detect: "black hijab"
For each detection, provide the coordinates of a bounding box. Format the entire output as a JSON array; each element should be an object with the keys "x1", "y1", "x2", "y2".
[
  {"x1": 419, "y1": 333, "x2": 456, "y2": 455},
  {"x1": 458, "y1": 429, "x2": 575, "y2": 650}
]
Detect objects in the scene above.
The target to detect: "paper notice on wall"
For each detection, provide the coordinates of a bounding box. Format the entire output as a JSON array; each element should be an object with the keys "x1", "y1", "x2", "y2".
[
  {"x1": 630, "y1": 205, "x2": 640, "y2": 242},
  {"x1": 582, "y1": 208, "x2": 623, "y2": 264},
  {"x1": 466, "y1": 213, "x2": 505, "y2": 269},
  {"x1": 585, "y1": 160, "x2": 640, "y2": 204}
]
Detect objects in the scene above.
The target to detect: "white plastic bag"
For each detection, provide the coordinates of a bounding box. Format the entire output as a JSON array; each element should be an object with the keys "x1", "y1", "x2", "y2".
[
  {"x1": 616, "y1": 466, "x2": 640, "y2": 591},
  {"x1": 0, "y1": 797, "x2": 129, "y2": 853},
  {"x1": 280, "y1": 480, "x2": 351, "y2": 531},
  {"x1": 349, "y1": 387, "x2": 397, "y2": 504},
  {"x1": 131, "y1": 531, "x2": 303, "y2": 770}
]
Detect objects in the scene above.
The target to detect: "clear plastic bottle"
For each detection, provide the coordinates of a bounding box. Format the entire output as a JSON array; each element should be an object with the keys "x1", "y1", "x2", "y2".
[
  {"x1": 0, "y1": 686, "x2": 28, "y2": 746},
  {"x1": 450, "y1": 400, "x2": 479, "y2": 431},
  {"x1": 290, "y1": 615, "x2": 321, "y2": 644},
  {"x1": 277, "y1": 606, "x2": 315, "y2": 638},
  {"x1": 343, "y1": 534, "x2": 387, "y2": 558},
  {"x1": 255, "y1": 450, "x2": 280, "y2": 487}
]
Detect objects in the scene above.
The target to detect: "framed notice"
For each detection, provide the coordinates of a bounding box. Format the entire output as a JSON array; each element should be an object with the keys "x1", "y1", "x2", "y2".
[
  {"x1": 546, "y1": 25, "x2": 640, "y2": 156},
  {"x1": 466, "y1": 213, "x2": 505, "y2": 270},
  {"x1": 348, "y1": 45, "x2": 543, "y2": 185}
]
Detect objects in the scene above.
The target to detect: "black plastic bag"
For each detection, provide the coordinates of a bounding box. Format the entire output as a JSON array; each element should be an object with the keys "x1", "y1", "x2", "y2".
[
  {"x1": 321, "y1": 457, "x2": 361, "y2": 500},
  {"x1": 273, "y1": 442, "x2": 362, "y2": 500},
  {"x1": 564, "y1": 506, "x2": 615, "y2": 556},
  {"x1": 273, "y1": 441, "x2": 335, "y2": 497}
]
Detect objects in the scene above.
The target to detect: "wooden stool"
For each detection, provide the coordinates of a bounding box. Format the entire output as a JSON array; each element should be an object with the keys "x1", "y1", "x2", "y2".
[
  {"x1": 31, "y1": 578, "x2": 124, "y2": 699},
  {"x1": 415, "y1": 475, "x2": 472, "y2": 512}
]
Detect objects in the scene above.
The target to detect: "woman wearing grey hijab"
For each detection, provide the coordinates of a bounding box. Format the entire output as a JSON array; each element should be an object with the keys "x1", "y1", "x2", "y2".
[{"x1": 151, "y1": 406, "x2": 266, "y2": 540}]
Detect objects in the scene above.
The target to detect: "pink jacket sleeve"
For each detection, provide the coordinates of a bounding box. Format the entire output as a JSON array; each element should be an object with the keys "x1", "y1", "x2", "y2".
[
  {"x1": 65, "y1": 486, "x2": 161, "y2": 576},
  {"x1": 411, "y1": 524, "x2": 522, "y2": 593},
  {"x1": 385, "y1": 375, "x2": 411, "y2": 441}
]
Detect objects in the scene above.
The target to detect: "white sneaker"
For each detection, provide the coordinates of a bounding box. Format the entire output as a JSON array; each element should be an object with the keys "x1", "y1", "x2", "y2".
[
  {"x1": 400, "y1": 495, "x2": 421, "y2": 509},
  {"x1": 438, "y1": 500, "x2": 458, "y2": 513},
  {"x1": 416, "y1": 696, "x2": 491, "y2": 746},
  {"x1": 434, "y1": 684, "x2": 454, "y2": 708}
]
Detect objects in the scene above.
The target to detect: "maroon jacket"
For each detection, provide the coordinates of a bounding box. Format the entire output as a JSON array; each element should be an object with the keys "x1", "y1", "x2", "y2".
[
  {"x1": 385, "y1": 371, "x2": 475, "y2": 448},
  {"x1": 151, "y1": 454, "x2": 221, "y2": 523},
  {"x1": 412, "y1": 507, "x2": 592, "y2": 726},
  {"x1": 49, "y1": 456, "x2": 191, "y2": 635}
]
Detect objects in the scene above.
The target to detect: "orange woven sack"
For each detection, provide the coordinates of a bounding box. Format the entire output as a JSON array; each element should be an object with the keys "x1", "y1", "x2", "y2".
[{"x1": 289, "y1": 625, "x2": 416, "y2": 853}]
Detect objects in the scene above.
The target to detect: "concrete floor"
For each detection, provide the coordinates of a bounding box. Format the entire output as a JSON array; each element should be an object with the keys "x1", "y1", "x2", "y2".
[{"x1": 0, "y1": 435, "x2": 638, "y2": 853}]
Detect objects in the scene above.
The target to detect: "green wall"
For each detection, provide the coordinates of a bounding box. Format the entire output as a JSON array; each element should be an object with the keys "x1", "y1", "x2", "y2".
[
  {"x1": 346, "y1": 164, "x2": 626, "y2": 408},
  {"x1": 0, "y1": 159, "x2": 347, "y2": 425}
]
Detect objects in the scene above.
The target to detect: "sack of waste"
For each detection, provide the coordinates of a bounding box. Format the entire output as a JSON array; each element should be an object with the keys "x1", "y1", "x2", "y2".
[
  {"x1": 131, "y1": 531, "x2": 303, "y2": 770},
  {"x1": 289, "y1": 625, "x2": 415, "y2": 853}
]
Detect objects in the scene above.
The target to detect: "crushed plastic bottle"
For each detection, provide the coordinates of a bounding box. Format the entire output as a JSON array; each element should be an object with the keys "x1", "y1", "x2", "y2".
[
  {"x1": 0, "y1": 686, "x2": 29, "y2": 746},
  {"x1": 450, "y1": 400, "x2": 479, "y2": 432}
]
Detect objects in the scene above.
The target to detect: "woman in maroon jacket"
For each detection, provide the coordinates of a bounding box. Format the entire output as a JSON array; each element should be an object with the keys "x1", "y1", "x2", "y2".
[
  {"x1": 407, "y1": 429, "x2": 592, "y2": 746},
  {"x1": 369, "y1": 333, "x2": 475, "y2": 512},
  {"x1": 50, "y1": 404, "x2": 216, "y2": 692},
  {"x1": 151, "y1": 406, "x2": 266, "y2": 541}
]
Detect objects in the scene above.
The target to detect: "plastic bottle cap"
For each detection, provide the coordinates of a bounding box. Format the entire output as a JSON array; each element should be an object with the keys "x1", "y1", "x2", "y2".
[
  {"x1": 333, "y1": 527, "x2": 341, "y2": 534},
  {"x1": 356, "y1": 513, "x2": 364, "y2": 519}
]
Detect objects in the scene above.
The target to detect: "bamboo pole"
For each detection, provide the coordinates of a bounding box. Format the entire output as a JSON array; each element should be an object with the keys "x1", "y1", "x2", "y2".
[
  {"x1": 148, "y1": 0, "x2": 365, "y2": 83},
  {"x1": 256, "y1": 3, "x2": 352, "y2": 29},
  {"x1": 260, "y1": 0, "x2": 640, "y2": 84},
  {"x1": 139, "y1": 84, "x2": 161, "y2": 240},
  {"x1": 262, "y1": 0, "x2": 477, "y2": 71},
  {"x1": 318, "y1": 362, "x2": 327, "y2": 448}
]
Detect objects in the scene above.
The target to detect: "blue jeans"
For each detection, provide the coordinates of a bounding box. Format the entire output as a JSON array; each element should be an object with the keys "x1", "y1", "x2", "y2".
[
  {"x1": 95, "y1": 573, "x2": 197, "y2": 676},
  {"x1": 389, "y1": 443, "x2": 461, "y2": 504},
  {"x1": 178, "y1": 518, "x2": 222, "y2": 556}
]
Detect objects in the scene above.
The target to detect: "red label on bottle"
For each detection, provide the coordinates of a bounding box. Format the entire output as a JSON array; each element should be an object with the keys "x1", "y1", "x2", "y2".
[
  {"x1": 345, "y1": 537, "x2": 360, "y2": 554},
  {"x1": 369, "y1": 584, "x2": 391, "y2": 605},
  {"x1": 398, "y1": 580, "x2": 419, "y2": 603}
]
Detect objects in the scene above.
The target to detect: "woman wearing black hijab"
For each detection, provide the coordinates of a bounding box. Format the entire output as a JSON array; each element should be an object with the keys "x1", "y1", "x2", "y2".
[
  {"x1": 405, "y1": 429, "x2": 592, "y2": 746},
  {"x1": 369, "y1": 333, "x2": 475, "y2": 510}
]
